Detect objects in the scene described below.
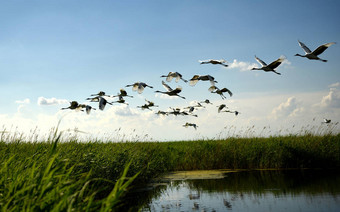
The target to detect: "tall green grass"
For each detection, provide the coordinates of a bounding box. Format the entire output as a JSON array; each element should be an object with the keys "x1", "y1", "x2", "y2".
[
  {"x1": 0, "y1": 129, "x2": 339, "y2": 211},
  {"x1": 0, "y1": 131, "x2": 140, "y2": 212}
]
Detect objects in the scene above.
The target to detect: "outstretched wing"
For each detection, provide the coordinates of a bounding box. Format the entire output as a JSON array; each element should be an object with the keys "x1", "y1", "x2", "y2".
[
  {"x1": 254, "y1": 55, "x2": 267, "y2": 67},
  {"x1": 268, "y1": 56, "x2": 285, "y2": 70},
  {"x1": 221, "y1": 88, "x2": 233, "y2": 97},
  {"x1": 165, "y1": 72, "x2": 174, "y2": 82},
  {"x1": 208, "y1": 85, "x2": 217, "y2": 92},
  {"x1": 189, "y1": 75, "x2": 200, "y2": 86},
  {"x1": 298, "y1": 40, "x2": 312, "y2": 54},
  {"x1": 162, "y1": 81, "x2": 173, "y2": 92},
  {"x1": 137, "y1": 84, "x2": 145, "y2": 94},
  {"x1": 312, "y1": 42, "x2": 336, "y2": 56}
]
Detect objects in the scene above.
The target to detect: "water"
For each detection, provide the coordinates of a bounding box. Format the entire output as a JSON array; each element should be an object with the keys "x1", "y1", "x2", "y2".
[{"x1": 127, "y1": 169, "x2": 340, "y2": 212}]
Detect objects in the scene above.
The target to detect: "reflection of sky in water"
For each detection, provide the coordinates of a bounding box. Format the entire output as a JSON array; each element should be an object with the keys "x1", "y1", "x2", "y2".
[{"x1": 144, "y1": 181, "x2": 340, "y2": 212}]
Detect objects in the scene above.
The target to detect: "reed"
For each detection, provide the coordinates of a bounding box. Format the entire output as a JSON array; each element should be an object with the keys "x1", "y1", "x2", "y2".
[{"x1": 0, "y1": 127, "x2": 339, "y2": 211}]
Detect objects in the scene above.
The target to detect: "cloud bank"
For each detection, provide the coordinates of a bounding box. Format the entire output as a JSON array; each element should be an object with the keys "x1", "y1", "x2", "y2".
[{"x1": 37, "y1": 97, "x2": 69, "y2": 106}]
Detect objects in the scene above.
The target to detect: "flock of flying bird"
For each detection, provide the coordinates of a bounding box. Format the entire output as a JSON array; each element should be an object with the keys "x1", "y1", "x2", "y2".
[{"x1": 61, "y1": 40, "x2": 336, "y2": 130}]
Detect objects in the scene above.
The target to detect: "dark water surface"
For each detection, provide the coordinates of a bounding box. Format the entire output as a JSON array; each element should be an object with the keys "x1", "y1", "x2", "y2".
[{"x1": 126, "y1": 169, "x2": 340, "y2": 212}]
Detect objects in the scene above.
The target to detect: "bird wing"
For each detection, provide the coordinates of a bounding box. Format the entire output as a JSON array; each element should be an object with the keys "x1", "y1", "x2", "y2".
[
  {"x1": 221, "y1": 88, "x2": 233, "y2": 97},
  {"x1": 120, "y1": 89, "x2": 127, "y2": 96},
  {"x1": 137, "y1": 83, "x2": 145, "y2": 94},
  {"x1": 85, "y1": 105, "x2": 92, "y2": 115},
  {"x1": 207, "y1": 75, "x2": 216, "y2": 86},
  {"x1": 298, "y1": 40, "x2": 312, "y2": 54},
  {"x1": 268, "y1": 56, "x2": 285, "y2": 69},
  {"x1": 162, "y1": 81, "x2": 173, "y2": 92},
  {"x1": 166, "y1": 72, "x2": 174, "y2": 82},
  {"x1": 218, "y1": 104, "x2": 226, "y2": 113},
  {"x1": 166, "y1": 75, "x2": 174, "y2": 82},
  {"x1": 99, "y1": 97, "x2": 107, "y2": 110},
  {"x1": 131, "y1": 83, "x2": 139, "y2": 92},
  {"x1": 208, "y1": 85, "x2": 217, "y2": 92},
  {"x1": 70, "y1": 101, "x2": 79, "y2": 108},
  {"x1": 173, "y1": 86, "x2": 182, "y2": 94},
  {"x1": 312, "y1": 42, "x2": 336, "y2": 56},
  {"x1": 189, "y1": 79, "x2": 198, "y2": 86},
  {"x1": 189, "y1": 75, "x2": 200, "y2": 86},
  {"x1": 254, "y1": 56, "x2": 267, "y2": 67},
  {"x1": 198, "y1": 60, "x2": 208, "y2": 64},
  {"x1": 174, "y1": 72, "x2": 183, "y2": 83}
]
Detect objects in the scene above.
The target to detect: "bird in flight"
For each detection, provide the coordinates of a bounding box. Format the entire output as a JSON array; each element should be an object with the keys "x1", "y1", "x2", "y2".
[
  {"x1": 98, "y1": 97, "x2": 112, "y2": 111},
  {"x1": 295, "y1": 40, "x2": 336, "y2": 62},
  {"x1": 137, "y1": 99, "x2": 158, "y2": 110},
  {"x1": 221, "y1": 110, "x2": 240, "y2": 116},
  {"x1": 183, "y1": 122, "x2": 198, "y2": 130},
  {"x1": 189, "y1": 75, "x2": 218, "y2": 86},
  {"x1": 209, "y1": 86, "x2": 233, "y2": 99},
  {"x1": 78, "y1": 104, "x2": 96, "y2": 115},
  {"x1": 160, "y1": 72, "x2": 188, "y2": 83},
  {"x1": 251, "y1": 55, "x2": 285, "y2": 75},
  {"x1": 111, "y1": 89, "x2": 133, "y2": 98},
  {"x1": 61, "y1": 101, "x2": 82, "y2": 111},
  {"x1": 91, "y1": 91, "x2": 108, "y2": 97},
  {"x1": 112, "y1": 95, "x2": 129, "y2": 105},
  {"x1": 322, "y1": 118, "x2": 331, "y2": 124},
  {"x1": 126, "y1": 82, "x2": 153, "y2": 94},
  {"x1": 199, "y1": 59, "x2": 228, "y2": 67},
  {"x1": 155, "y1": 81, "x2": 186, "y2": 99},
  {"x1": 201, "y1": 99, "x2": 213, "y2": 105},
  {"x1": 217, "y1": 104, "x2": 227, "y2": 113}
]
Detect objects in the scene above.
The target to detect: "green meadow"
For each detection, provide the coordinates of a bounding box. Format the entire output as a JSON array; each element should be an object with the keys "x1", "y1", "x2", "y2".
[{"x1": 1, "y1": 129, "x2": 339, "y2": 211}]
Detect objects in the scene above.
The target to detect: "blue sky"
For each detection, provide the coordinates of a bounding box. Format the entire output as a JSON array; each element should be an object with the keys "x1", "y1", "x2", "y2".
[{"x1": 1, "y1": 0, "x2": 339, "y2": 141}]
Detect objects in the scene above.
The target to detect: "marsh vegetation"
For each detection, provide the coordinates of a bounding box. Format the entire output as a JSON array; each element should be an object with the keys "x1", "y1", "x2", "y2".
[{"x1": 0, "y1": 127, "x2": 339, "y2": 211}]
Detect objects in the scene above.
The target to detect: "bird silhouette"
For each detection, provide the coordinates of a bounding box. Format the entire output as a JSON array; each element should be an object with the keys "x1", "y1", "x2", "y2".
[
  {"x1": 78, "y1": 104, "x2": 96, "y2": 115},
  {"x1": 221, "y1": 110, "x2": 240, "y2": 116},
  {"x1": 189, "y1": 75, "x2": 218, "y2": 86},
  {"x1": 111, "y1": 88, "x2": 133, "y2": 98},
  {"x1": 322, "y1": 118, "x2": 331, "y2": 124},
  {"x1": 217, "y1": 104, "x2": 227, "y2": 113},
  {"x1": 155, "y1": 81, "x2": 186, "y2": 99},
  {"x1": 200, "y1": 99, "x2": 213, "y2": 104},
  {"x1": 209, "y1": 86, "x2": 233, "y2": 99},
  {"x1": 86, "y1": 96, "x2": 100, "y2": 102},
  {"x1": 160, "y1": 72, "x2": 188, "y2": 83},
  {"x1": 183, "y1": 122, "x2": 198, "y2": 130},
  {"x1": 155, "y1": 110, "x2": 168, "y2": 116},
  {"x1": 251, "y1": 55, "x2": 285, "y2": 75},
  {"x1": 137, "y1": 99, "x2": 158, "y2": 110},
  {"x1": 199, "y1": 59, "x2": 228, "y2": 67},
  {"x1": 91, "y1": 91, "x2": 107, "y2": 97},
  {"x1": 112, "y1": 95, "x2": 129, "y2": 105},
  {"x1": 126, "y1": 82, "x2": 153, "y2": 94},
  {"x1": 98, "y1": 97, "x2": 112, "y2": 110},
  {"x1": 61, "y1": 101, "x2": 81, "y2": 111},
  {"x1": 295, "y1": 40, "x2": 336, "y2": 62}
]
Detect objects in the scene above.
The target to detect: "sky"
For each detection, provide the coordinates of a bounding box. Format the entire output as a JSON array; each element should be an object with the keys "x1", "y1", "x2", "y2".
[{"x1": 1, "y1": 0, "x2": 340, "y2": 141}]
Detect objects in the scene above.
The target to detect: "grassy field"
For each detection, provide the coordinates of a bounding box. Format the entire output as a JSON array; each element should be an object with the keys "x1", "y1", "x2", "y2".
[{"x1": 1, "y1": 131, "x2": 339, "y2": 211}]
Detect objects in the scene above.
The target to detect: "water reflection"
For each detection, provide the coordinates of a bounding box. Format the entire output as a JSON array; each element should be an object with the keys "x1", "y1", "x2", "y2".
[{"x1": 126, "y1": 169, "x2": 340, "y2": 211}]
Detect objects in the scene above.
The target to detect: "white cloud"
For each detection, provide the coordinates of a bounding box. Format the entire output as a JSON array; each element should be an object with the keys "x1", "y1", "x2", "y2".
[
  {"x1": 155, "y1": 93, "x2": 181, "y2": 100},
  {"x1": 228, "y1": 59, "x2": 257, "y2": 71},
  {"x1": 15, "y1": 98, "x2": 30, "y2": 104},
  {"x1": 329, "y1": 82, "x2": 340, "y2": 88},
  {"x1": 282, "y1": 59, "x2": 291, "y2": 66},
  {"x1": 318, "y1": 87, "x2": 340, "y2": 108},
  {"x1": 37, "y1": 97, "x2": 69, "y2": 106},
  {"x1": 270, "y1": 97, "x2": 302, "y2": 119}
]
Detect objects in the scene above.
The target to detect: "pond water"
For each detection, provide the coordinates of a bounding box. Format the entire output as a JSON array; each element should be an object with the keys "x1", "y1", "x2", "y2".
[{"x1": 125, "y1": 169, "x2": 340, "y2": 212}]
